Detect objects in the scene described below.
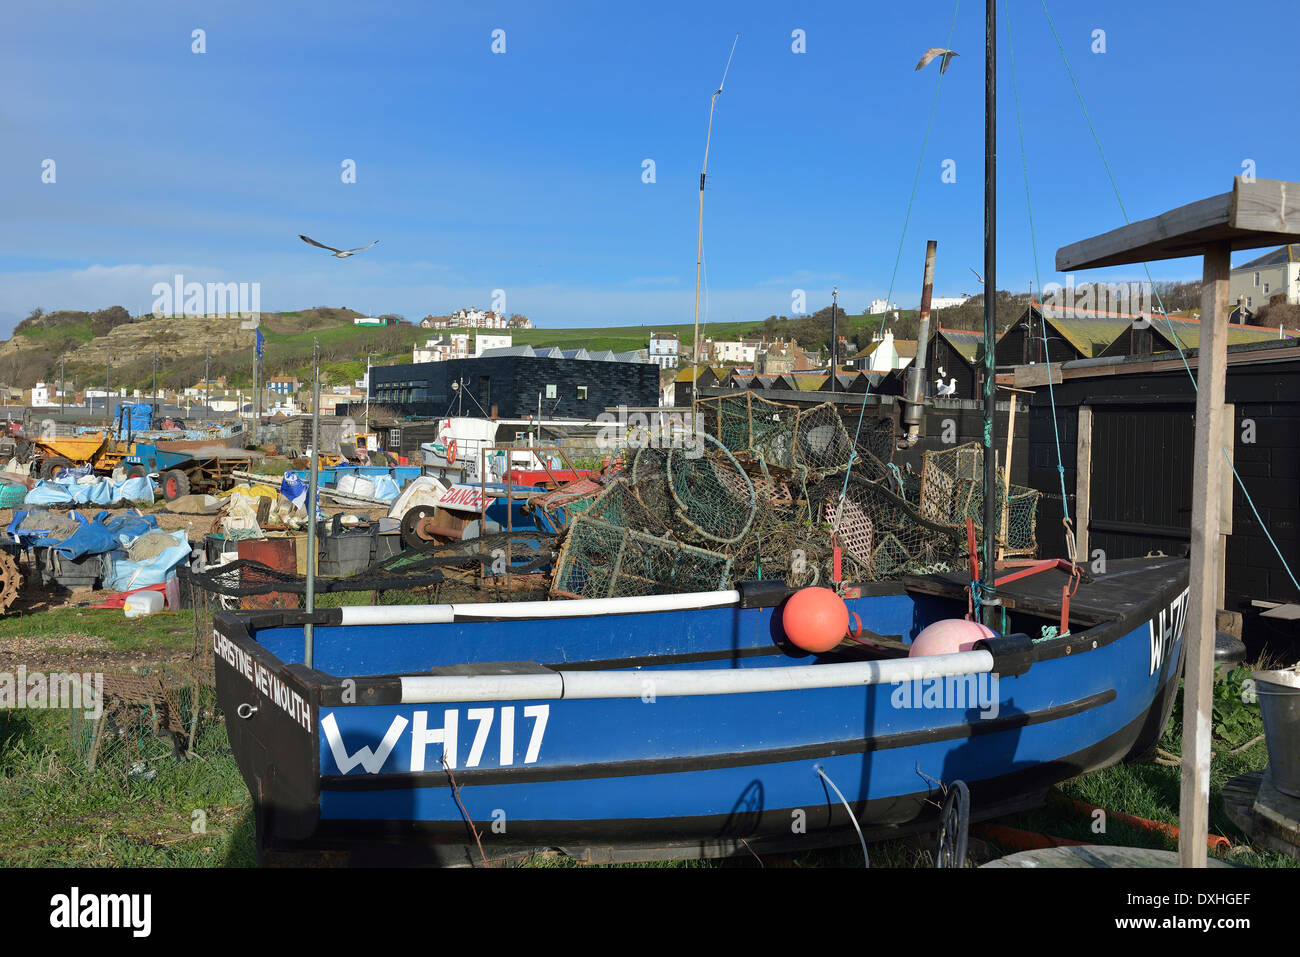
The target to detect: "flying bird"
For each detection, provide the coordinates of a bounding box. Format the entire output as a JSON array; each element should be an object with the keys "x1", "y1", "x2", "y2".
[
  {"x1": 299, "y1": 235, "x2": 379, "y2": 258},
  {"x1": 969, "y1": 267, "x2": 984, "y2": 284},
  {"x1": 915, "y1": 48, "x2": 959, "y2": 74}
]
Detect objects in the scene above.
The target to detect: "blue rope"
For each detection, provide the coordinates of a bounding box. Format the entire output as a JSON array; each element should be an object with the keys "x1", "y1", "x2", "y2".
[
  {"x1": 1039, "y1": 0, "x2": 1300, "y2": 595},
  {"x1": 1005, "y1": 0, "x2": 1072, "y2": 554},
  {"x1": 838, "y1": 0, "x2": 961, "y2": 513}
]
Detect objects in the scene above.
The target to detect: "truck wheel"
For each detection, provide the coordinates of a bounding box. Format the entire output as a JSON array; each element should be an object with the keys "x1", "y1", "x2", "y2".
[
  {"x1": 125, "y1": 465, "x2": 148, "y2": 480},
  {"x1": 162, "y1": 469, "x2": 191, "y2": 501},
  {"x1": 39, "y1": 457, "x2": 72, "y2": 481}
]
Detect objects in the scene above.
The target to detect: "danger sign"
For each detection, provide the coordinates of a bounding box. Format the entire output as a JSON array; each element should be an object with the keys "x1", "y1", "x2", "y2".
[{"x1": 437, "y1": 484, "x2": 496, "y2": 514}]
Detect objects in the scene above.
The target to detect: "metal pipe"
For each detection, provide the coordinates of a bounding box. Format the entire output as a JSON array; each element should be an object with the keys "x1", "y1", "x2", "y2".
[
  {"x1": 981, "y1": 0, "x2": 999, "y2": 625},
  {"x1": 304, "y1": 339, "x2": 321, "y2": 667},
  {"x1": 902, "y1": 240, "x2": 938, "y2": 445}
]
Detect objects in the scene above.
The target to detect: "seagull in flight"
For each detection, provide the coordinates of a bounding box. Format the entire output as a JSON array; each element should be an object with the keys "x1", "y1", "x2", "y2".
[
  {"x1": 915, "y1": 48, "x2": 959, "y2": 74},
  {"x1": 299, "y1": 235, "x2": 379, "y2": 258}
]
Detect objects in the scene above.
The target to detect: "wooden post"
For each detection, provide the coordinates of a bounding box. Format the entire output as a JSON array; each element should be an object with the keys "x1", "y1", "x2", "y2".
[
  {"x1": 1075, "y1": 405, "x2": 1092, "y2": 562},
  {"x1": 1179, "y1": 241, "x2": 1231, "y2": 868}
]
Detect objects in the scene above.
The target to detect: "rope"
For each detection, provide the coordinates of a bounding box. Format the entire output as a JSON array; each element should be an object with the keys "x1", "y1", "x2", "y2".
[
  {"x1": 1038, "y1": 0, "x2": 1300, "y2": 596},
  {"x1": 838, "y1": 0, "x2": 962, "y2": 521},
  {"x1": 1005, "y1": 0, "x2": 1070, "y2": 536},
  {"x1": 815, "y1": 765, "x2": 868, "y2": 868}
]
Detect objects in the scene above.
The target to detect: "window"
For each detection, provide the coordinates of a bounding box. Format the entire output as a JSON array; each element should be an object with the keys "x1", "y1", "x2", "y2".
[
  {"x1": 1264, "y1": 282, "x2": 1270, "y2": 295},
  {"x1": 546, "y1": 384, "x2": 557, "y2": 399},
  {"x1": 1254, "y1": 271, "x2": 1261, "y2": 287},
  {"x1": 1247, "y1": 296, "x2": 1253, "y2": 308},
  {"x1": 577, "y1": 385, "x2": 588, "y2": 400}
]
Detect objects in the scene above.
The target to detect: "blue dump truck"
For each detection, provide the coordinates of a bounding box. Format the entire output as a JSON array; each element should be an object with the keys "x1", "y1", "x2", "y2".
[{"x1": 123, "y1": 443, "x2": 252, "y2": 500}]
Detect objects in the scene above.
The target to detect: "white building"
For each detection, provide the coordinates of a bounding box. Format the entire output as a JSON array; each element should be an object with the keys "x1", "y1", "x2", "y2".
[
  {"x1": 424, "y1": 308, "x2": 513, "y2": 330},
  {"x1": 648, "y1": 333, "x2": 680, "y2": 369},
  {"x1": 711, "y1": 339, "x2": 760, "y2": 364},
  {"x1": 869, "y1": 298, "x2": 897, "y2": 315},
  {"x1": 413, "y1": 334, "x2": 470, "y2": 363},
  {"x1": 473, "y1": 334, "x2": 512, "y2": 356},
  {"x1": 1230, "y1": 245, "x2": 1300, "y2": 311},
  {"x1": 30, "y1": 382, "x2": 57, "y2": 407},
  {"x1": 930, "y1": 294, "x2": 973, "y2": 310}
]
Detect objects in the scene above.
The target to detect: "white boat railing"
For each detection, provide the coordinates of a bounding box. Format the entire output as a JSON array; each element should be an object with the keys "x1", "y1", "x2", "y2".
[
  {"x1": 397, "y1": 651, "x2": 996, "y2": 703},
  {"x1": 335, "y1": 591, "x2": 742, "y2": 626}
]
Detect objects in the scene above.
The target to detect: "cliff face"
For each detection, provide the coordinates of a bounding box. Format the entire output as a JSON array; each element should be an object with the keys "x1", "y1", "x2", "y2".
[{"x1": 60, "y1": 315, "x2": 255, "y2": 366}]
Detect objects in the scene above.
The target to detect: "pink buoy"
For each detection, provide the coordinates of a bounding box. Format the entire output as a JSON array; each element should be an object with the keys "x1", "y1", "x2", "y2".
[
  {"x1": 909, "y1": 618, "x2": 995, "y2": 657},
  {"x1": 782, "y1": 587, "x2": 849, "y2": 653}
]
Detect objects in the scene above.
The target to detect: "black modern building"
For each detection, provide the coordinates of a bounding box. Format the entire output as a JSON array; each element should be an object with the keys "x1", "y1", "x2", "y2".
[{"x1": 370, "y1": 354, "x2": 659, "y2": 419}]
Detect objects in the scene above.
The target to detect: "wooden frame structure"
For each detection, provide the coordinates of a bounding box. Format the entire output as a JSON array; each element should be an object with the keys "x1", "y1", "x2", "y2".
[{"x1": 1057, "y1": 176, "x2": 1300, "y2": 867}]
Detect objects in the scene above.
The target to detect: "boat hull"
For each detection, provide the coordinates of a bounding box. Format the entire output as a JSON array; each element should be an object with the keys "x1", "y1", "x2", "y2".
[{"x1": 214, "y1": 558, "x2": 1188, "y2": 864}]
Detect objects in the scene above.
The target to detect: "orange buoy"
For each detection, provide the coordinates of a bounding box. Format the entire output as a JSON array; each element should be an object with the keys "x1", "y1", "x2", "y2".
[
  {"x1": 909, "y1": 619, "x2": 994, "y2": 657},
  {"x1": 782, "y1": 587, "x2": 850, "y2": 653},
  {"x1": 447, "y1": 439, "x2": 458, "y2": 465}
]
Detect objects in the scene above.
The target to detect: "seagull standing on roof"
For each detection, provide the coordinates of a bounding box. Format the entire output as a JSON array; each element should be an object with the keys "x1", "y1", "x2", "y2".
[
  {"x1": 299, "y1": 235, "x2": 380, "y2": 258},
  {"x1": 915, "y1": 48, "x2": 959, "y2": 74}
]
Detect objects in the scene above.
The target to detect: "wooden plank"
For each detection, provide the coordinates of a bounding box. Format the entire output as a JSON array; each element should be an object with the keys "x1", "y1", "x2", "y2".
[
  {"x1": 1179, "y1": 241, "x2": 1231, "y2": 869},
  {"x1": 1056, "y1": 178, "x2": 1300, "y2": 271},
  {"x1": 1057, "y1": 192, "x2": 1232, "y2": 271},
  {"x1": 1013, "y1": 363, "x2": 1062, "y2": 389},
  {"x1": 1076, "y1": 406, "x2": 1092, "y2": 563},
  {"x1": 1229, "y1": 177, "x2": 1300, "y2": 233},
  {"x1": 1219, "y1": 403, "x2": 1234, "y2": 606}
]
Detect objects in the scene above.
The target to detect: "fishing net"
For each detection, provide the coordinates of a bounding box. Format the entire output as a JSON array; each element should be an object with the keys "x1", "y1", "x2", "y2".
[{"x1": 68, "y1": 661, "x2": 222, "y2": 774}]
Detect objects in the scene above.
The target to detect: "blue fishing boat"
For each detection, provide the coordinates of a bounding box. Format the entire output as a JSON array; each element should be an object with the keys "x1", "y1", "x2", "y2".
[
  {"x1": 214, "y1": 557, "x2": 1187, "y2": 864},
  {"x1": 213, "y1": 2, "x2": 1192, "y2": 866}
]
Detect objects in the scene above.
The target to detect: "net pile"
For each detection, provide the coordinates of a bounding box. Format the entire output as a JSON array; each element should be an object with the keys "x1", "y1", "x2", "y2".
[
  {"x1": 550, "y1": 397, "x2": 1041, "y2": 598},
  {"x1": 68, "y1": 662, "x2": 222, "y2": 774}
]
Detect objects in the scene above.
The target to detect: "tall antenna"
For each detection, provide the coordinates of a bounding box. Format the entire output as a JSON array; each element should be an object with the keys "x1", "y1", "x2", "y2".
[{"x1": 691, "y1": 33, "x2": 739, "y2": 412}]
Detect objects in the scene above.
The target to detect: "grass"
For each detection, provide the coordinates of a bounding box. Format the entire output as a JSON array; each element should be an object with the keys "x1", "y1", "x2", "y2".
[
  {"x1": 0, "y1": 608, "x2": 193, "y2": 653},
  {"x1": 0, "y1": 707, "x2": 255, "y2": 867}
]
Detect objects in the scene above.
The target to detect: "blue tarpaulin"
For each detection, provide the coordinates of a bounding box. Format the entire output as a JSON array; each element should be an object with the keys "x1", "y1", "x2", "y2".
[
  {"x1": 103, "y1": 529, "x2": 191, "y2": 592},
  {"x1": 115, "y1": 402, "x2": 154, "y2": 433},
  {"x1": 25, "y1": 475, "x2": 155, "y2": 506},
  {"x1": 54, "y1": 511, "x2": 160, "y2": 560}
]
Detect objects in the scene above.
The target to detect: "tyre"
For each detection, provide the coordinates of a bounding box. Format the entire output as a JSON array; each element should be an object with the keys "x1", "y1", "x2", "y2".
[
  {"x1": 39, "y1": 457, "x2": 72, "y2": 481},
  {"x1": 161, "y1": 469, "x2": 191, "y2": 501},
  {"x1": 125, "y1": 464, "x2": 148, "y2": 480}
]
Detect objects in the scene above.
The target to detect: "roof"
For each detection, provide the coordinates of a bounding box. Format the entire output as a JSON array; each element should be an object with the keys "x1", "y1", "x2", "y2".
[
  {"x1": 894, "y1": 339, "x2": 919, "y2": 358},
  {"x1": 1039, "y1": 314, "x2": 1134, "y2": 358},
  {"x1": 935, "y1": 328, "x2": 986, "y2": 364},
  {"x1": 1236, "y1": 244, "x2": 1300, "y2": 270},
  {"x1": 1151, "y1": 320, "x2": 1283, "y2": 351},
  {"x1": 674, "y1": 365, "x2": 726, "y2": 383},
  {"x1": 790, "y1": 374, "x2": 829, "y2": 391}
]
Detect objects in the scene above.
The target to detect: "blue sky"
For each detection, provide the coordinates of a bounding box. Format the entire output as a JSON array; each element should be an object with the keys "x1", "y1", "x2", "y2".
[{"x1": 0, "y1": 0, "x2": 1289, "y2": 334}]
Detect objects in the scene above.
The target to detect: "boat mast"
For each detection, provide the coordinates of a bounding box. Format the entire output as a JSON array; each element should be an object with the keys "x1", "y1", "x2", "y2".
[
  {"x1": 981, "y1": 0, "x2": 998, "y2": 625},
  {"x1": 691, "y1": 34, "x2": 738, "y2": 418}
]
